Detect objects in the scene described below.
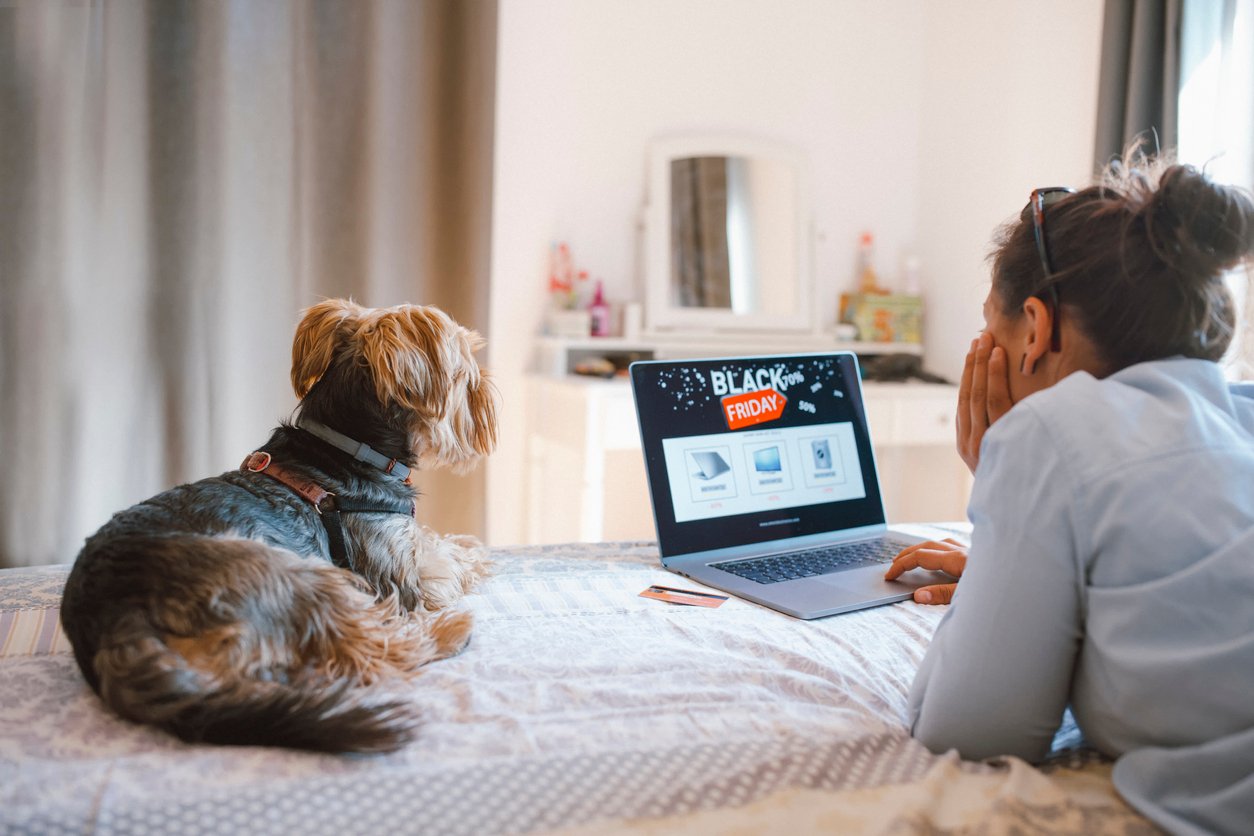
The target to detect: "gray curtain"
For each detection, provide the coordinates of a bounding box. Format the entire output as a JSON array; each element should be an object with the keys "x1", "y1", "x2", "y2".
[
  {"x1": 1094, "y1": 0, "x2": 1183, "y2": 165},
  {"x1": 0, "y1": 0, "x2": 497, "y2": 568}
]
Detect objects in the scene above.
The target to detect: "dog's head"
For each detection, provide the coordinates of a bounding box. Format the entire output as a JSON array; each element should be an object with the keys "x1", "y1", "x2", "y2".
[{"x1": 291, "y1": 299, "x2": 498, "y2": 473}]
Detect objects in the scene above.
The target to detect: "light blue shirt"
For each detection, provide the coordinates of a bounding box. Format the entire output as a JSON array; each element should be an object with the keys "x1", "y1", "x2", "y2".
[{"x1": 907, "y1": 357, "x2": 1254, "y2": 836}]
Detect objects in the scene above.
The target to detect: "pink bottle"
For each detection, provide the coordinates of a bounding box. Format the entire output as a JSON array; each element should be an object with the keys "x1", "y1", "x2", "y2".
[{"x1": 588, "y1": 280, "x2": 611, "y2": 337}]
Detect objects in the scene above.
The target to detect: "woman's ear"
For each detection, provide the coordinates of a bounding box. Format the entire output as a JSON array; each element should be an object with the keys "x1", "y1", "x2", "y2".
[{"x1": 1019, "y1": 296, "x2": 1053, "y2": 376}]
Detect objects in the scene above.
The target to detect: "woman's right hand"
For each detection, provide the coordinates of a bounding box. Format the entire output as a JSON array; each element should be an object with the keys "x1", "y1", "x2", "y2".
[
  {"x1": 884, "y1": 538, "x2": 968, "y2": 604},
  {"x1": 956, "y1": 332, "x2": 1013, "y2": 473}
]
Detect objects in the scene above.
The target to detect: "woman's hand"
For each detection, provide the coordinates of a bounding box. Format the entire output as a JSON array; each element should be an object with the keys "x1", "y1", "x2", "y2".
[
  {"x1": 956, "y1": 332, "x2": 1013, "y2": 473},
  {"x1": 884, "y1": 538, "x2": 968, "y2": 604}
]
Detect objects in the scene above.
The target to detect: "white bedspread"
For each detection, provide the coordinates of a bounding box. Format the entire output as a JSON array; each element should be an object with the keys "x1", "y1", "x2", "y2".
[{"x1": 0, "y1": 536, "x2": 1153, "y2": 834}]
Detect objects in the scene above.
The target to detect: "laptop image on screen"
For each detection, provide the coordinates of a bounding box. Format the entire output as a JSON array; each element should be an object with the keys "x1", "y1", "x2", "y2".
[
  {"x1": 629, "y1": 351, "x2": 950, "y2": 619},
  {"x1": 690, "y1": 450, "x2": 731, "y2": 480}
]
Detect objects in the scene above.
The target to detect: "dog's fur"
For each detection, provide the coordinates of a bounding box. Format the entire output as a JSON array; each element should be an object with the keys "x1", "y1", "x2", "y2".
[{"x1": 60, "y1": 299, "x2": 498, "y2": 753}]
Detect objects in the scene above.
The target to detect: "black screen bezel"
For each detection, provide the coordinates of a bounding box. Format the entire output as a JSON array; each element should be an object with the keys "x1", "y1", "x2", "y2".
[{"x1": 630, "y1": 352, "x2": 886, "y2": 557}]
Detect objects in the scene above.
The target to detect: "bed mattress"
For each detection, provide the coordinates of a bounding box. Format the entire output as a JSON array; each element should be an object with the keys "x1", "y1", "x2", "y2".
[{"x1": 0, "y1": 534, "x2": 1150, "y2": 834}]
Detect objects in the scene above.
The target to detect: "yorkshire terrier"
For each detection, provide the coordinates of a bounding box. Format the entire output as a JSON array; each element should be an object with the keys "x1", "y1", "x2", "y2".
[{"x1": 60, "y1": 299, "x2": 498, "y2": 753}]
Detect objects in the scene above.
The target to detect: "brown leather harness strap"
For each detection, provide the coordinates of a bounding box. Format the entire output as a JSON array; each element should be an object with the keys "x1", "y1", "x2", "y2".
[
  {"x1": 241, "y1": 451, "x2": 416, "y2": 571},
  {"x1": 243, "y1": 451, "x2": 335, "y2": 512}
]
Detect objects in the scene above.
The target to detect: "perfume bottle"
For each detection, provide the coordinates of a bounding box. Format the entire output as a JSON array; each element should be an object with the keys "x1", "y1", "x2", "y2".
[
  {"x1": 588, "y1": 280, "x2": 611, "y2": 337},
  {"x1": 856, "y1": 232, "x2": 884, "y2": 295}
]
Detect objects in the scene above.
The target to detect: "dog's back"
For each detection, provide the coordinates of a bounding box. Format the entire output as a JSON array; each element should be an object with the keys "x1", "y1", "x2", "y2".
[{"x1": 60, "y1": 483, "x2": 434, "y2": 752}]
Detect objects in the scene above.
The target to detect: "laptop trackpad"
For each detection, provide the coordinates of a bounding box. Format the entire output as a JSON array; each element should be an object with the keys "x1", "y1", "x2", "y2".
[{"x1": 817, "y1": 567, "x2": 950, "y2": 592}]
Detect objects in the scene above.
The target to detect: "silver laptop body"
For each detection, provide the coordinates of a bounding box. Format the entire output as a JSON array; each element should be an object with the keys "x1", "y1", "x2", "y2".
[{"x1": 630, "y1": 351, "x2": 949, "y2": 619}]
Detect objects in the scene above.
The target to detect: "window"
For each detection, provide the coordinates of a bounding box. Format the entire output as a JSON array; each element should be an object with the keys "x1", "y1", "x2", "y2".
[{"x1": 1178, "y1": 0, "x2": 1254, "y2": 377}]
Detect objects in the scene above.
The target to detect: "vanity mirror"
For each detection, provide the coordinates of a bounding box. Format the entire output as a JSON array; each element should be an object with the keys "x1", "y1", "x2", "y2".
[{"x1": 644, "y1": 135, "x2": 814, "y2": 333}]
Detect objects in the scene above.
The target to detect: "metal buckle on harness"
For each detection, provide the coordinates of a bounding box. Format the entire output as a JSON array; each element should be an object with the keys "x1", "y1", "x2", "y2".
[
  {"x1": 243, "y1": 451, "x2": 272, "y2": 472},
  {"x1": 243, "y1": 451, "x2": 337, "y2": 513}
]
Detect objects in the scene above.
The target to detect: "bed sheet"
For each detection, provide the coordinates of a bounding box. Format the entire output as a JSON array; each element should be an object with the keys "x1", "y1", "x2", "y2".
[{"x1": 0, "y1": 536, "x2": 1152, "y2": 834}]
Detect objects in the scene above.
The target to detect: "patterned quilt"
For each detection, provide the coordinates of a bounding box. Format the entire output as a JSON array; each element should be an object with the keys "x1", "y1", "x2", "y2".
[{"x1": 0, "y1": 535, "x2": 1154, "y2": 834}]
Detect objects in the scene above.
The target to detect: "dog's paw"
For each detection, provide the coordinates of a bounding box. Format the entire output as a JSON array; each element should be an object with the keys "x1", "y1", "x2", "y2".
[
  {"x1": 456, "y1": 540, "x2": 494, "y2": 588},
  {"x1": 429, "y1": 610, "x2": 474, "y2": 659},
  {"x1": 442, "y1": 534, "x2": 493, "y2": 585},
  {"x1": 418, "y1": 575, "x2": 465, "y2": 613},
  {"x1": 411, "y1": 528, "x2": 493, "y2": 611}
]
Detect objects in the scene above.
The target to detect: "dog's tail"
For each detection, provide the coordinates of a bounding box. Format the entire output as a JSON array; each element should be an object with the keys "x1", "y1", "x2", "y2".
[
  {"x1": 69, "y1": 535, "x2": 469, "y2": 753},
  {"x1": 96, "y1": 636, "x2": 423, "y2": 752}
]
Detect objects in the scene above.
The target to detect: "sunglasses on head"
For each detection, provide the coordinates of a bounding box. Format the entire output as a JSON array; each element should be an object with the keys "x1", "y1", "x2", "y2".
[{"x1": 1027, "y1": 187, "x2": 1075, "y2": 352}]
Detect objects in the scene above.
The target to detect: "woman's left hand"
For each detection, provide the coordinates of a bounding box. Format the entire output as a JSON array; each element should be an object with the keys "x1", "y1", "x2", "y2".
[
  {"x1": 884, "y1": 538, "x2": 968, "y2": 604},
  {"x1": 956, "y1": 332, "x2": 1013, "y2": 474}
]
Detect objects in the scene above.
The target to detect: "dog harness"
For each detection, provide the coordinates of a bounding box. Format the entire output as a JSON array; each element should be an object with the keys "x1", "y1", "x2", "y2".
[{"x1": 241, "y1": 439, "x2": 416, "y2": 572}]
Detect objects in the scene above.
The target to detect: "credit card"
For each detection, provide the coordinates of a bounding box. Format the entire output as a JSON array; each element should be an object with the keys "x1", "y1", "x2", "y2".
[{"x1": 639, "y1": 584, "x2": 728, "y2": 608}]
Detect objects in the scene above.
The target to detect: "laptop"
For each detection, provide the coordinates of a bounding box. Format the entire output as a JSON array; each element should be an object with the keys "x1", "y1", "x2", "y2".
[{"x1": 629, "y1": 351, "x2": 950, "y2": 619}]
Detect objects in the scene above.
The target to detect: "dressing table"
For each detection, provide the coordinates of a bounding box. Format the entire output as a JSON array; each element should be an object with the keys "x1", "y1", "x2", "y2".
[{"x1": 525, "y1": 135, "x2": 969, "y2": 543}]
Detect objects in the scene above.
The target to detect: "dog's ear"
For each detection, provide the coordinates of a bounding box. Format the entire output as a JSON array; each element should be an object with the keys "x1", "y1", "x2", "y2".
[
  {"x1": 464, "y1": 368, "x2": 499, "y2": 457},
  {"x1": 358, "y1": 305, "x2": 456, "y2": 415},
  {"x1": 424, "y1": 326, "x2": 498, "y2": 471},
  {"x1": 359, "y1": 305, "x2": 498, "y2": 468},
  {"x1": 455, "y1": 329, "x2": 498, "y2": 458},
  {"x1": 291, "y1": 299, "x2": 363, "y2": 399}
]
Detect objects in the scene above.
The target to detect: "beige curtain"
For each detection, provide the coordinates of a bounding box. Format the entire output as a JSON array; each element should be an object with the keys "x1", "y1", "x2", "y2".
[{"x1": 0, "y1": 0, "x2": 497, "y2": 568}]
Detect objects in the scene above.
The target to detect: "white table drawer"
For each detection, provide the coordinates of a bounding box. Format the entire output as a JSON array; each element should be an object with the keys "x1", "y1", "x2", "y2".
[
  {"x1": 863, "y1": 398, "x2": 897, "y2": 444},
  {"x1": 893, "y1": 396, "x2": 956, "y2": 445},
  {"x1": 599, "y1": 387, "x2": 643, "y2": 449}
]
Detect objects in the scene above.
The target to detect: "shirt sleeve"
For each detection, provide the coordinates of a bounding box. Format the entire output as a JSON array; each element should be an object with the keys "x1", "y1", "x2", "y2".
[{"x1": 907, "y1": 402, "x2": 1086, "y2": 762}]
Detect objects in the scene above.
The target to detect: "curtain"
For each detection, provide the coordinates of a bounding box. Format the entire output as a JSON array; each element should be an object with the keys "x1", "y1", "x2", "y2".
[
  {"x1": 0, "y1": 0, "x2": 497, "y2": 568},
  {"x1": 1094, "y1": 0, "x2": 1184, "y2": 165}
]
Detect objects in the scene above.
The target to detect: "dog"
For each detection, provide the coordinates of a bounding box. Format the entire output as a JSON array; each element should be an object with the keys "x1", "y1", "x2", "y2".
[{"x1": 59, "y1": 299, "x2": 498, "y2": 753}]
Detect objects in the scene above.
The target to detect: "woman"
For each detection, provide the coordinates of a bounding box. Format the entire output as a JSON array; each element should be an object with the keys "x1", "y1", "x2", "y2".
[{"x1": 885, "y1": 156, "x2": 1254, "y2": 836}]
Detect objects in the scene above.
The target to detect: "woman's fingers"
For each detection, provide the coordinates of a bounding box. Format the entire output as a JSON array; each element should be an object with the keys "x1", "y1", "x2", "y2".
[
  {"x1": 892, "y1": 547, "x2": 963, "y2": 577},
  {"x1": 884, "y1": 539, "x2": 942, "y2": 576},
  {"x1": 969, "y1": 332, "x2": 991, "y2": 431},
  {"x1": 914, "y1": 583, "x2": 957, "y2": 605},
  {"x1": 884, "y1": 541, "x2": 968, "y2": 580},
  {"x1": 957, "y1": 334, "x2": 992, "y2": 473},
  {"x1": 886, "y1": 541, "x2": 967, "y2": 605},
  {"x1": 986, "y1": 345, "x2": 1013, "y2": 424},
  {"x1": 955, "y1": 338, "x2": 976, "y2": 450},
  {"x1": 957, "y1": 333, "x2": 1016, "y2": 473}
]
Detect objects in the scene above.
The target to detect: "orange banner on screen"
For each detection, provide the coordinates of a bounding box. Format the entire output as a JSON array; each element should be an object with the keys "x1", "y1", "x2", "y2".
[{"x1": 722, "y1": 388, "x2": 787, "y2": 430}]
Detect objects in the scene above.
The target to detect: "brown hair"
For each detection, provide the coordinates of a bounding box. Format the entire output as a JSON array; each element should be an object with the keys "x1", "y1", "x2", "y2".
[{"x1": 990, "y1": 151, "x2": 1254, "y2": 373}]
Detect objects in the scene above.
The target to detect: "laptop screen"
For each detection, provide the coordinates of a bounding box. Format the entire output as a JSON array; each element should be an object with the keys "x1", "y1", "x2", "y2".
[{"x1": 630, "y1": 352, "x2": 885, "y2": 557}]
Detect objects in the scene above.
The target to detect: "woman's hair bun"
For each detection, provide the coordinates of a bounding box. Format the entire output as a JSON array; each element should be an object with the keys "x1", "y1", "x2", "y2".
[
  {"x1": 994, "y1": 147, "x2": 1249, "y2": 369},
  {"x1": 1138, "y1": 161, "x2": 1254, "y2": 284}
]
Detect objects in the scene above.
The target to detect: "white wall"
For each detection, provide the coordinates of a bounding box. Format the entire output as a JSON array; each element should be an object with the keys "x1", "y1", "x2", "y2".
[
  {"x1": 916, "y1": 2, "x2": 1103, "y2": 382},
  {"x1": 487, "y1": 0, "x2": 1102, "y2": 545}
]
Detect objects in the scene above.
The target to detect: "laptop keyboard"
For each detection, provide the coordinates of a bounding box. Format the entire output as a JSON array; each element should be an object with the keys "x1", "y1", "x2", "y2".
[{"x1": 713, "y1": 538, "x2": 907, "y2": 585}]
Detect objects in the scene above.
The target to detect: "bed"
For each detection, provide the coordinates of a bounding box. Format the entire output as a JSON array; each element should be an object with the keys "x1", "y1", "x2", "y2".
[{"x1": 1, "y1": 529, "x2": 1154, "y2": 834}]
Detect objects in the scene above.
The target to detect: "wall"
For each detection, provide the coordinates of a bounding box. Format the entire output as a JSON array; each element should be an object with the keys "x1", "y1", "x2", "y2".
[
  {"x1": 487, "y1": 0, "x2": 1103, "y2": 545},
  {"x1": 916, "y1": 1, "x2": 1103, "y2": 383}
]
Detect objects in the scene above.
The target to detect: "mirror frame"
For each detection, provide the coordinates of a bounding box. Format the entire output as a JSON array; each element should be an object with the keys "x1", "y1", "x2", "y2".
[{"x1": 644, "y1": 134, "x2": 814, "y2": 334}]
